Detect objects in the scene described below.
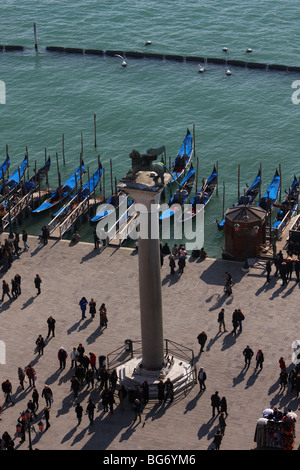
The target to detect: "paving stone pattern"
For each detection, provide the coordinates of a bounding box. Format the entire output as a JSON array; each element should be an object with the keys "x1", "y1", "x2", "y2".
[{"x1": 0, "y1": 235, "x2": 299, "y2": 451}]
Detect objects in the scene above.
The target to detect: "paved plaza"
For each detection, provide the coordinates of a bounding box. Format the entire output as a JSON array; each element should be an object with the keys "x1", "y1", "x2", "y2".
[{"x1": 0, "y1": 233, "x2": 299, "y2": 451}]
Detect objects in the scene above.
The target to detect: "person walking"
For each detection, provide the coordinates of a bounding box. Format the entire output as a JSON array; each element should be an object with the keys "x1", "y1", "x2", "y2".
[
  {"x1": 118, "y1": 385, "x2": 127, "y2": 410},
  {"x1": 70, "y1": 347, "x2": 79, "y2": 369},
  {"x1": 1, "y1": 379, "x2": 14, "y2": 404},
  {"x1": 107, "y1": 388, "x2": 115, "y2": 414},
  {"x1": 109, "y1": 369, "x2": 118, "y2": 392},
  {"x1": 27, "y1": 399, "x2": 37, "y2": 419},
  {"x1": 35, "y1": 335, "x2": 45, "y2": 356},
  {"x1": 141, "y1": 380, "x2": 149, "y2": 405},
  {"x1": 219, "y1": 412, "x2": 226, "y2": 436},
  {"x1": 25, "y1": 364, "x2": 36, "y2": 388},
  {"x1": 79, "y1": 297, "x2": 88, "y2": 319},
  {"x1": 237, "y1": 309, "x2": 245, "y2": 332},
  {"x1": 75, "y1": 402, "x2": 83, "y2": 425},
  {"x1": 1, "y1": 280, "x2": 12, "y2": 302},
  {"x1": 211, "y1": 391, "x2": 221, "y2": 418},
  {"x1": 89, "y1": 352, "x2": 97, "y2": 373},
  {"x1": 32, "y1": 388, "x2": 39, "y2": 412},
  {"x1": 243, "y1": 345, "x2": 254, "y2": 368},
  {"x1": 157, "y1": 379, "x2": 165, "y2": 403},
  {"x1": 14, "y1": 274, "x2": 21, "y2": 296},
  {"x1": 178, "y1": 254, "x2": 186, "y2": 275},
  {"x1": 41, "y1": 225, "x2": 49, "y2": 245},
  {"x1": 217, "y1": 308, "x2": 227, "y2": 333},
  {"x1": 99, "y1": 303, "x2": 108, "y2": 328},
  {"x1": 34, "y1": 274, "x2": 42, "y2": 295},
  {"x1": 77, "y1": 343, "x2": 85, "y2": 364},
  {"x1": 46, "y1": 316, "x2": 56, "y2": 338},
  {"x1": 58, "y1": 347, "x2": 68, "y2": 369},
  {"x1": 224, "y1": 272, "x2": 232, "y2": 296},
  {"x1": 231, "y1": 310, "x2": 239, "y2": 335},
  {"x1": 289, "y1": 368, "x2": 296, "y2": 392},
  {"x1": 165, "y1": 378, "x2": 174, "y2": 403},
  {"x1": 42, "y1": 384, "x2": 53, "y2": 407},
  {"x1": 89, "y1": 298, "x2": 96, "y2": 318},
  {"x1": 279, "y1": 369, "x2": 288, "y2": 392},
  {"x1": 220, "y1": 396, "x2": 228, "y2": 418},
  {"x1": 11, "y1": 277, "x2": 18, "y2": 299},
  {"x1": 198, "y1": 367, "x2": 207, "y2": 392},
  {"x1": 279, "y1": 261, "x2": 287, "y2": 286},
  {"x1": 18, "y1": 367, "x2": 25, "y2": 390},
  {"x1": 22, "y1": 230, "x2": 29, "y2": 251},
  {"x1": 255, "y1": 349, "x2": 264, "y2": 370},
  {"x1": 70, "y1": 376, "x2": 80, "y2": 398},
  {"x1": 213, "y1": 429, "x2": 223, "y2": 450},
  {"x1": 169, "y1": 254, "x2": 176, "y2": 275},
  {"x1": 279, "y1": 357, "x2": 286, "y2": 370},
  {"x1": 197, "y1": 331, "x2": 207, "y2": 353},
  {"x1": 86, "y1": 399, "x2": 96, "y2": 425},
  {"x1": 133, "y1": 398, "x2": 142, "y2": 423},
  {"x1": 44, "y1": 407, "x2": 50, "y2": 429},
  {"x1": 85, "y1": 369, "x2": 95, "y2": 390}
]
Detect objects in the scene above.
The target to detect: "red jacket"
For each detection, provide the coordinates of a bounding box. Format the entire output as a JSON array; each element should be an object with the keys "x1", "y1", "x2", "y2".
[
  {"x1": 89, "y1": 353, "x2": 96, "y2": 365},
  {"x1": 26, "y1": 366, "x2": 36, "y2": 379}
]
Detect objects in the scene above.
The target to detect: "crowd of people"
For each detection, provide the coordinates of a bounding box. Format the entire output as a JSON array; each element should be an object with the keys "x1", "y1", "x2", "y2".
[{"x1": 0, "y1": 229, "x2": 299, "y2": 451}]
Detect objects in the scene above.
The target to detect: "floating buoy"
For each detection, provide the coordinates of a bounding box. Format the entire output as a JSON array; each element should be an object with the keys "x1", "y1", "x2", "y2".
[
  {"x1": 145, "y1": 40, "x2": 152, "y2": 46},
  {"x1": 222, "y1": 47, "x2": 228, "y2": 52},
  {"x1": 226, "y1": 69, "x2": 232, "y2": 75},
  {"x1": 115, "y1": 54, "x2": 127, "y2": 66},
  {"x1": 246, "y1": 48, "x2": 252, "y2": 53},
  {"x1": 198, "y1": 64, "x2": 205, "y2": 73}
]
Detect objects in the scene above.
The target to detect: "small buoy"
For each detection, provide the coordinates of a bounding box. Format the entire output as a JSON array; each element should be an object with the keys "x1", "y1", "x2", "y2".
[
  {"x1": 121, "y1": 60, "x2": 127, "y2": 67},
  {"x1": 198, "y1": 64, "x2": 205, "y2": 73},
  {"x1": 222, "y1": 47, "x2": 228, "y2": 52},
  {"x1": 226, "y1": 69, "x2": 232, "y2": 76},
  {"x1": 246, "y1": 48, "x2": 252, "y2": 53},
  {"x1": 145, "y1": 40, "x2": 152, "y2": 46}
]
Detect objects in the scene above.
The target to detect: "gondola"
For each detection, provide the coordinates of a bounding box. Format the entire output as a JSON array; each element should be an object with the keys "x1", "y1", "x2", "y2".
[
  {"x1": 216, "y1": 168, "x2": 261, "y2": 231},
  {"x1": 0, "y1": 155, "x2": 28, "y2": 195},
  {"x1": 32, "y1": 161, "x2": 85, "y2": 215},
  {"x1": 257, "y1": 169, "x2": 280, "y2": 211},
  {"x1": 20, "y1": 157, "x2": 51, "y2": 195},
  {"x1": 170, "y1": 128, "x2": 193, "y2": 183},
  {"x1": 177, "y1": 165, "x2": 217, "y2": 223},
  {"x1": 90, "y1": 188, "x2": 128, "y2": 224},
  {"x1": 159, "y1": 165, "x2": 195, "y2": 221},
  {"x1": 272, "y1": 175, "x2": 299, "y2": 230},
  {"x1": 52, "y1": 166, "x2": 103, "y2": 218},
  {"x1": 0, "y1": 156, "x2": 10, "y2": 181}
]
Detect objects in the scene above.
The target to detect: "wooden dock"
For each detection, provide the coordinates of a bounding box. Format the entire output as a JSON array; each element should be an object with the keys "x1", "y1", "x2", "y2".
[
  {"x1": 48, "y1": 196, "x2": 104, "y2": 239},
  {"x1": 1, "y1": 190, "x2": 49, "y2": 231},
  {"x1": 107, "y1": 207, "x2": 139, "y2": 246}
]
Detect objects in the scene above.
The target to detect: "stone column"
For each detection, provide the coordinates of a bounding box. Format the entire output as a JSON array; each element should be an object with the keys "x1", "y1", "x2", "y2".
[{"x1": 118, "y1": 171, "x2": 171, "y2": 370}]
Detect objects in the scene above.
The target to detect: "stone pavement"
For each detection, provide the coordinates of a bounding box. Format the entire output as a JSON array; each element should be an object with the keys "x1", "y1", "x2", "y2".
[{"x1": 0, "y1": 234, "x2": 299, "y2": 451}]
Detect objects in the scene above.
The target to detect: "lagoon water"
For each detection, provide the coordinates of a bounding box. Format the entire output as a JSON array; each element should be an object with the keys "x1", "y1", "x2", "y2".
[{"x1": 0, "y1": 0, "x2": 299, "y2": 257}]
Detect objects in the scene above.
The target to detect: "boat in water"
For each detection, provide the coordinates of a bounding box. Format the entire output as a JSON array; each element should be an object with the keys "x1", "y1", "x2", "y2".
[
  {"x1": 0, "y1": 155, "x2": 28, "y2": 195},
  {"x1": 52, "y1": 166, "x2": 103, "y2": 218},
  {"x1": 32, "y1": 161, "x2": 85, "y2": 215},
  {"x1": 177, "y1": 165, "x2": 217, "y2": 223},
  {"x1": 216, "y1": 168, "x2": 261, "y2": 231},
  {"x1": 257, "y1": 169, "x2": 280, "y2": 211},
  {"x1": 170, "y1": 128, "x2": 193, "y2": 183},
  {"x1": 159, "y1": 165, "x2": 195, "y2": 221}
]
